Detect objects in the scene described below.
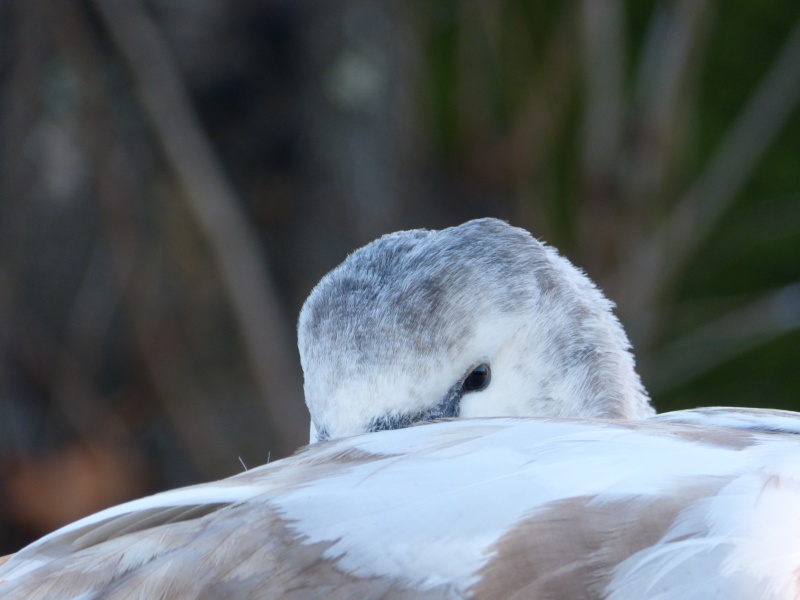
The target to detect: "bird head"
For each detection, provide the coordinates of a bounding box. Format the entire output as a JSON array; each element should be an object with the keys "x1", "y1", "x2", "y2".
[{"x1": 298, "y1": 219, "x2": 653, "y2": 442}]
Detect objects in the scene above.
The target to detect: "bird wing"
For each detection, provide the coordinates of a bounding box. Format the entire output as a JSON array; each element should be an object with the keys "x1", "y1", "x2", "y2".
[
  {"x1": 1, "y1": 416, "x2": 799, "y2": 599},
  {"x1": 653, "y1": 405, "x2": 800, "y2": 433}
]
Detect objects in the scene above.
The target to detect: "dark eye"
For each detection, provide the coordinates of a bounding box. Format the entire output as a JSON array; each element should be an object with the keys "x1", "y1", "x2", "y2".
[{"x1": 463, "y1": 363, "x2": 491, "y2": 392}]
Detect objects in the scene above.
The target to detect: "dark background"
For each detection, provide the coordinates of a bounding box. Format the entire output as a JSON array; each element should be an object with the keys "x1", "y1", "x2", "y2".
[{"x1": 1, "y1": 0, "x2": 799, "y2": 552}]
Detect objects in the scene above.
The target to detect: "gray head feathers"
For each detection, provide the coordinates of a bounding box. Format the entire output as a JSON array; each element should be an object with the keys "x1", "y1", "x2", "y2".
[{"x1": 298, "y1": 218, "x2": 652, "y2": 442}]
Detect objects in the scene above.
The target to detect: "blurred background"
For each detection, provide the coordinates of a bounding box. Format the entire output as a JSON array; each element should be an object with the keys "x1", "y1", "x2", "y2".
[{"x1": 1, "y1": 0, "x2": 799, "y2": 552}]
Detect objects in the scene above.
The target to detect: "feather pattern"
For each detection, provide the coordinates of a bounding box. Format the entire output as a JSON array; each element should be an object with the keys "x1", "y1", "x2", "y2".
[
  {"x1": 1, "y1": 219, "x2": 799, "y2": 599},
  {"x1": 2, "y1": 416, "x2": 800, "y2": 598}
]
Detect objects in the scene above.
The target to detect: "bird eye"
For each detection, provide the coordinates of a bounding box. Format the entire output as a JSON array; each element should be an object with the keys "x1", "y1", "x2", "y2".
[{"x1": 463, "y1": 363, "x2": 491, "y2": 392}]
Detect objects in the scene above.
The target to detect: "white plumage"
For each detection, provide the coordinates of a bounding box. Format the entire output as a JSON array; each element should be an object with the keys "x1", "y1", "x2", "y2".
[{"x1": 1, "y1": 219, "x2": 798, "y2": 599}]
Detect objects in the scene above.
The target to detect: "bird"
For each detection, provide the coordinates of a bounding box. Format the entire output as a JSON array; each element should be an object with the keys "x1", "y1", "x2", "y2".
[{"x1": 1, "y1": 218, "x2": 799, "y2": 599}]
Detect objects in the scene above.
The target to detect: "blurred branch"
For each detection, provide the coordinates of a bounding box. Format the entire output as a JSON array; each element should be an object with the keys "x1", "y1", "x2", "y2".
[
  {"x1": 50, "y1": 245, "x2": 127, "y2": 438},
  {"x1": 621, "y1": 16, "x2": 800, "y2": 343},
  {"x1": 44, "y1": 0, "x2": 247, "y2": 478},
  {"x1": 0, "y1": 0, "x2": 49, "y2": 384},
  {"x1": 509, "y1": 6, "x2": 579, "y2": 241},
  {"x1": 648, "y1": 283, "x2": 800, "y2": 394},
  {"x1": 577, "y1": 0, "x2": 625, "y2": 271},
  {"x1": 580, "y1": 0, "x2": 624, "y2": 186},
  {"x1": 624, "y1": 0, "x2": 711, "y2": 205},
  {"x1": 89, "y1": 0, "x2": 308, "y2": 455}
]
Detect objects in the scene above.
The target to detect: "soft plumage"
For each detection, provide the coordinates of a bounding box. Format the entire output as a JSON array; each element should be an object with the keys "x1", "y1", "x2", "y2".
[
  {"x1": 299, "y1": 218, "x2": 652, "y2": 442},
  {"x1": 1, "y1": 219, "x2": 798, "y2": 599}
]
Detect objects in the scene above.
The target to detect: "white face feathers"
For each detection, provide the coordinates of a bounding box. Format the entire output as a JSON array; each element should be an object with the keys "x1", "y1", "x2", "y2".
[{"x1": 298, "y1": 218, "x2": 653, "y2": 443}]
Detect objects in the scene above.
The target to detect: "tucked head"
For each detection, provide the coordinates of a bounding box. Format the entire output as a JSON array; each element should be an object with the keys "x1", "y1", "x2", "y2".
[{"x1": 298, "y1": 218, "x2": 652, "y2": 442}]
